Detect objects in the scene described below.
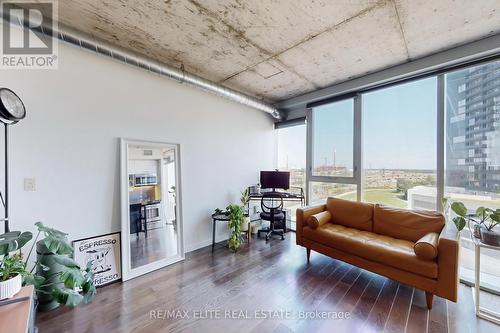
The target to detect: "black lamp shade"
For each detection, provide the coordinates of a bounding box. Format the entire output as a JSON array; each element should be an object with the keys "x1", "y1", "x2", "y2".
[{"x1": 0, "y1": 88, "x2": 26, "y2": 124}]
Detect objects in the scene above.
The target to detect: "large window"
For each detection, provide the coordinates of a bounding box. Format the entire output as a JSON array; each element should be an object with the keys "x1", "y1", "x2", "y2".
[
  {"x1": 277, "y1": 124, "x2": 306, "y2": 230},
  {"x1": 312, "y1": 99, "x2": 354, "y2": 177},
  {"x1": 296, "y1": 58, "x2": 500, "y2": 294},
  {"x1": 309, "y1": 182, "x2": 357, "y2": 205},
  {"x1": 277, "y1": 124, "x2": 306, "y2": 190},
  {"x1": 445, "y1": 61, "x2": 500, "y2": 292},
  {"x1": 363, "y1": 78, "x2": 437, "y2": 209}
]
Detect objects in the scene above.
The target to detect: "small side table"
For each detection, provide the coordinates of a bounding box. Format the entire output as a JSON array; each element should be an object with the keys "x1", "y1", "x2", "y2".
[
  {"x1": 212, "y1": 213, "x2": 230, "y2": 252},
  {"x1": 472, "y1": 239, "x2": 500, "y2": 325},
  {"x1": 211, "y1": 213, "x2": 253, "y2": 252},
  {"x1": 0, "y1": 285, "x2": 35, "y2": 333}
]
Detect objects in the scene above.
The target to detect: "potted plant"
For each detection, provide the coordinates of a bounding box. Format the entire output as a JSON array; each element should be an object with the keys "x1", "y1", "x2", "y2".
[
  {"x1": 447, "y1": 199, "x2": 500, "y2": 246},
  {"x1": 227, "y1": 204, "x2": 245, "y2": 252},
  {"x1": 0, "y1": 222, "x2": 97, "y2": 308},
  {"x1": 0, "y1": 231, "x2": 32, "y2": 299},
  {"x1": 32, "y1": 222, "x2": 96, "y2": 310}
]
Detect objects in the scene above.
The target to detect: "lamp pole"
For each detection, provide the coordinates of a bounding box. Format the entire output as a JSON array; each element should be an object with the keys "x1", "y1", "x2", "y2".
[
  {"x1": 4, "y1": 123, "x2": 8, "y2": 232},
  {"x1": 0, "y1": 88, "x2": 27, "y2": 232}
]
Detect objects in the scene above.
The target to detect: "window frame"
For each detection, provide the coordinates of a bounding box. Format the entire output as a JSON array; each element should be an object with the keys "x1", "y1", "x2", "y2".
[
  {"x1": 305, "y1": 73, "x2": 446, "y2": 211},
  {"x1": 306, "y1": 95, "x2": 362, "y2": 204}
]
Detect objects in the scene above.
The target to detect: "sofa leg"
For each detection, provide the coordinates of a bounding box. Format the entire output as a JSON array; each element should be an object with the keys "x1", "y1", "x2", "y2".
[
  {"x1": 425, "y1": 292, "x2": 433, "y2": 309},
  {"x1": 306, "y1": 248, "x2": 311, "y2": 264}
]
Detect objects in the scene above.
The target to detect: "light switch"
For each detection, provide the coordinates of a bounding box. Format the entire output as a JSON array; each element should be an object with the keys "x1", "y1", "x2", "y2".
[{"x1": 24, "y1": 178, "x2": 36, "y2": 191}]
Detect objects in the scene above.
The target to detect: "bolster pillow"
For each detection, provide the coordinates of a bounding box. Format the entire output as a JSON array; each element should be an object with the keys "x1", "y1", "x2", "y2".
[
  {"x1": 414, "y1": 232, "x2": 439, "y2": 260},
  {"x1": 308, "y1": 211, "x2": 332, "y2": 229}
]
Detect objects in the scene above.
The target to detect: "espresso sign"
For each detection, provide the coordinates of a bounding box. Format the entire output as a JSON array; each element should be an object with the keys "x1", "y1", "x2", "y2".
[{"x1": 73, "y1": 232, "x2": 122, "y2": 287}]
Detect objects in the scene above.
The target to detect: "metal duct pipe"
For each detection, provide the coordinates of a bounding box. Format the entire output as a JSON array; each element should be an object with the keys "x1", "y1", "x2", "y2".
[{"x1": 1, "y1": 9, "x2": 282, "y2": 119}]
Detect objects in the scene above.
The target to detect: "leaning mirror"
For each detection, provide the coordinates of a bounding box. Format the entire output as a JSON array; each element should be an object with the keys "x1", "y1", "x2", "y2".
[{"x1": 120, "y1": 139, "x2": 184, "y2": 281}]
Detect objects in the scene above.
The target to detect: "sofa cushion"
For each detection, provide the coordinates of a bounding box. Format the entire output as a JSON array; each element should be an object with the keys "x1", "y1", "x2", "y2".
[
  {"x1": 373, "y1": 205, "x2": 445, "y2": 242},
  {"x1": 308, "y1": 211, "x2": 332, "y2": 229},
  {"x1": 302, "y1": 224, "x2": 438, "y2": 279},
  {"x1": 326, "y1": 197, "x2": 374, "y2": 232},
  {"x1": 414, "y1": 232, "x2": 439, "y2": 260}
]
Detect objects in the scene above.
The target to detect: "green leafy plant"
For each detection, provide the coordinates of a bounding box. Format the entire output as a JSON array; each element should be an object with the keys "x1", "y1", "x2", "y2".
[
  {"x1": 0, "y1": 222, "x2": 96, "y2": 307},
  {"x1": 34, "y1": 221, "x2": 73, "y2": 255},
  {"x1": 0, "y1": 231, "x2": 33, "y2": 284},
  {"x1": 49, "y1": 256, "x2": 96, "y2": 307},
  {"x1": 240, "y1": 188, "x2": 250, "y2": 207},
  {"x1": 0, "y1": 254, "x2": 26, "y2": 281},
  {"x1": 445, "y1": 198, "x2": 500, "y2": 232},
  {"x1": 227, "y1": 204, "x2": 244, "y2": 252}
]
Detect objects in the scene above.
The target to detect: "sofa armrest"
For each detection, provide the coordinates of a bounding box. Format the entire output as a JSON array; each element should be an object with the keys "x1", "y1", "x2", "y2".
[
  {"x1": 436, "y1": 221, "x2": 460, "y2": 302},
  {"x1": 414, "y1": 232, "x2": 439, "y2": 260},
  {"x1": 296, "y1": 204, "x2": 326, "y2": 246}
]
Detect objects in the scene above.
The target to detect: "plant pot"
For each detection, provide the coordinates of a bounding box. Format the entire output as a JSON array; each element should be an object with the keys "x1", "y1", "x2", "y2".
[
  {"x1": 241, "y1": 216, "x2": 250, "y2": 232},
  {"x1": 480, "y1": 228, "x2": 500, "y2": 247},
  {"x1": 0, "y1": 273, "x2": 22, "y2": 300},
  {"x1": 251, "y1": 223, "x2": 260, "y2": 234},
  {"x1": 473, "y1": 223, "x2": 483, "y2": 239},
  {"x1": 36, "y1": 240, "x2": 68, "y2": 311}
]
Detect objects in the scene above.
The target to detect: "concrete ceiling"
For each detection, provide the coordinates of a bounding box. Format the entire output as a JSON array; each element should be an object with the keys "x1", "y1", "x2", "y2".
[{"x1": 46, "y1": 0, "x2": 500, "y2": 103}]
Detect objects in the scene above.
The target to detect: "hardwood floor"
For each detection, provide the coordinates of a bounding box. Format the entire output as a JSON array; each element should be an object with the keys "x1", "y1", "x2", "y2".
[
  {"x1": 37, "y1": 233, "x2": 499, "y2": 333},
  {"x1": 130, "y1": 226, "x2": 179, "y2": 269}
]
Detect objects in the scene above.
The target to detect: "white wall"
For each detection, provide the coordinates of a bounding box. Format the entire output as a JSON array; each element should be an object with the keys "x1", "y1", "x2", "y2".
[{"x1": 0, "y1": 25, "x2": 275, "y2": 252}]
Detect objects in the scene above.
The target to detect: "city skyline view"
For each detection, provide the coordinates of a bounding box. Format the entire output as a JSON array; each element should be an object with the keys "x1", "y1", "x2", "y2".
[{"x1": 278, "y1": 77, "x2": 438, "y2": 171}]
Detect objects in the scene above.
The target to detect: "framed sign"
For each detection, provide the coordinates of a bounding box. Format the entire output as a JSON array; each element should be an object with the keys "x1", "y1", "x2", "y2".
[{"x1": 73, "y1": 232, "x2": 122, "y2": 287}]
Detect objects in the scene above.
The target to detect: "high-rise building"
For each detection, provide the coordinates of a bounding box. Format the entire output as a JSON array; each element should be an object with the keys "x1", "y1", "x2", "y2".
[{"x1": 446, "y1": 61, "x2": 500, "y2": 194}]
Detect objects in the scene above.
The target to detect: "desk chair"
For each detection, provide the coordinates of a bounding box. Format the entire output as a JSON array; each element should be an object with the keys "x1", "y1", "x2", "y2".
[{"x1": 257, "y1": 192, "x2": 286, "y2": 241}]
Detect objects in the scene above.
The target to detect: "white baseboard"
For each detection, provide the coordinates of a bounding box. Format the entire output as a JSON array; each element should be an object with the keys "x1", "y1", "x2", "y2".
[{"x1": 185, "y1": 237, "x2": 229, "y2": 253}]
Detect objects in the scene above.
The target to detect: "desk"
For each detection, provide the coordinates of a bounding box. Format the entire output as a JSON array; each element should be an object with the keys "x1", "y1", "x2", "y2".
[
  {"x1": 0, "y1": 285, "x2": 35, "y2": 333},
  {"x1": 247, "y1": 187, "x2": 305, "y2": 206},
  {"x1": 247, "y1": 187, "x2": 305, "y2": 231}
]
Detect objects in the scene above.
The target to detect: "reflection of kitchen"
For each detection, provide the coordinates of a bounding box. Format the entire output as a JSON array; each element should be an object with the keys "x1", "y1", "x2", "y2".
[{"x1": 128, "y1": 146, "x2": 178, "y2": 269}]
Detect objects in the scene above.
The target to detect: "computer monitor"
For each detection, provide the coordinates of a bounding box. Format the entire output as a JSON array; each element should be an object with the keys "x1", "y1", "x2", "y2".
[{"x1": 260, "y1": 171, "x2": 290, "y2": 190}]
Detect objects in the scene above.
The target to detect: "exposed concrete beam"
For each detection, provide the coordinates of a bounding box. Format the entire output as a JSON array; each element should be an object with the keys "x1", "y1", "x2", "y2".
[{"x1": 276, "y1": 33, "x2": 500, "y2": 112}]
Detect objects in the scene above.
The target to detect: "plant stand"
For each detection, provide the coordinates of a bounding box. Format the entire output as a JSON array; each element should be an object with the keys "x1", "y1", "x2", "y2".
[{"x1": 471, "y1": 240, "x2": 500, "y2": 325}]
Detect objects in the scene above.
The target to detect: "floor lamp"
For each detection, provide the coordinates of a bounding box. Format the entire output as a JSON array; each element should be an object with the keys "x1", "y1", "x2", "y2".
[{"x1": 0, "y1": 88, "x2": 26, "y2": 233}]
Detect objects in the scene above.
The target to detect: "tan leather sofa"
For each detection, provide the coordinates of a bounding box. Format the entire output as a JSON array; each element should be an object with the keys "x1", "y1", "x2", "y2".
[{"x1": 296, "y1": 197, "x2": 460, "y2": 309}]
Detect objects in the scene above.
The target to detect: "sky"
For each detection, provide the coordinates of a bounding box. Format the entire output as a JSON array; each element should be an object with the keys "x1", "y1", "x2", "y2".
[{"x1": 278, "y1": 77, "x2": 437, "y2": 170}]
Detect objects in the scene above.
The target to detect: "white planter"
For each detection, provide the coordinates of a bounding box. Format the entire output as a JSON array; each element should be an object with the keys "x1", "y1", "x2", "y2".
[
  {"x1": 241, "y1": 216, "x2": 250, "y2": 232},
  {"x1": 251, "y1": 223, "x2": 261, "y2": 234},
  {"x1": 0, "y1": 274, "x2": 22, "y2": 300}
]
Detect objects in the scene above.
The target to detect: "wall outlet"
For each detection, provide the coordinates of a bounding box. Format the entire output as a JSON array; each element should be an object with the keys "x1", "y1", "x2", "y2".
[{"x1": 24, "y1": 178, "x2": 36, "y2": 191}]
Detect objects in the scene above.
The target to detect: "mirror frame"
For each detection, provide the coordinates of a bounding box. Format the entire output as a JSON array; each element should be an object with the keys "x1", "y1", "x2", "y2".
[{"x1": 120, "y1": 138, "x2": 185, "y2": 281}]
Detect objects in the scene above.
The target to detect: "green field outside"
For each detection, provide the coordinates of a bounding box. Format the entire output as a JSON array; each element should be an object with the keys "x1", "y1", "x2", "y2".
[{"x1": 338, "y1": 188, "x2": 407, "y2": 208}]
